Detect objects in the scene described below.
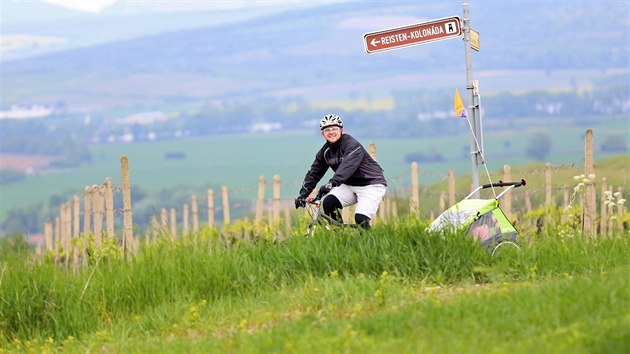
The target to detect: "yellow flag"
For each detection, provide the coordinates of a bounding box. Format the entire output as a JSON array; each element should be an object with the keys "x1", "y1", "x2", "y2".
[{"x1": 454, "y1": 88, "x2": 467, "y2": 118}]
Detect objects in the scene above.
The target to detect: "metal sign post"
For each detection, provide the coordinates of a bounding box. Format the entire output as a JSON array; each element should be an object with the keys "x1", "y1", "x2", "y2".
[
  {"x1": 363, "y1": 3, "x2": 484, "y2": 197},
  {"x1": 462, "y1": 2, "x2": 484, "y2": 197}
]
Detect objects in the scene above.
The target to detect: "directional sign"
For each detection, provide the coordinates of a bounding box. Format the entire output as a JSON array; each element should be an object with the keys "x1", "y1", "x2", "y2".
[{"x1": 364, "y1": 16, "x2": 462, "y2": 54}]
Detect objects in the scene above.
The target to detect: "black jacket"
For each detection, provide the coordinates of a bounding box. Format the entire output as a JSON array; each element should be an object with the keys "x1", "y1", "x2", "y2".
[{"x1": 299, "y1": 134, "x2": 387, "y2": 198}]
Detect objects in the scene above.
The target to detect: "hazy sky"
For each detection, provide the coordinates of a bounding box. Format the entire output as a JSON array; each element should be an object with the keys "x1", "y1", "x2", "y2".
[
  {"x1": 44, "y1": 0, "x2": 118, "y2": 13},
  {"x1": 41, "y1": 0, "x2": 332, "y2": 14}
]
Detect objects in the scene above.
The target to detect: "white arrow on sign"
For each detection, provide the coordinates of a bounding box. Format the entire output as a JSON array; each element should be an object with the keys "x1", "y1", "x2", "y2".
[{"x1": 363, "y1": 16, "x2": 462, "y2": 54}]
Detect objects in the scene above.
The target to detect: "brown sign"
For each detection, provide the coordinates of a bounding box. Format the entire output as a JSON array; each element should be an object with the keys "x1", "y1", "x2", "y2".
[{"x1": 364, "y1": 16, "x2": 462, "y2": 54}]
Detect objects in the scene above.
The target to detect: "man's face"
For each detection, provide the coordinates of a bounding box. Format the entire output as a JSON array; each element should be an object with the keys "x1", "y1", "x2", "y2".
[{"x1": 321, "y1": 125, "x2": 342, "y2": 143}]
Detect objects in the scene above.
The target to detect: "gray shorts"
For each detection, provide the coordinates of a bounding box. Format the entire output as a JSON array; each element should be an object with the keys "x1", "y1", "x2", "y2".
[{"x1": 326, "y1": 183, "x2": 386, "y2": 220}]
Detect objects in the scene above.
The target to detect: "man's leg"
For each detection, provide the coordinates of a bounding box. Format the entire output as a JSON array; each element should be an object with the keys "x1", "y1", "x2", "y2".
[
  {"x1": 353, "y1": 184, "x2": 387, "y2": 229},
  {"x1": 322, "y1": 194, "x2": 343, "y2": 223},
  {"x1": 326, "y1": 184, "x2": 358, "y2": 223}
]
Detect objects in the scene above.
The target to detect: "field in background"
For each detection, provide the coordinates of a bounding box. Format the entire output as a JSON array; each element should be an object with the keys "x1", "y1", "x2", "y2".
[
  {"x1": 0, "y1": 117, "x2": 626, "y2": 222},
  {"x1": 0, "y1": 154, "x2": 56, "y2": 172}
]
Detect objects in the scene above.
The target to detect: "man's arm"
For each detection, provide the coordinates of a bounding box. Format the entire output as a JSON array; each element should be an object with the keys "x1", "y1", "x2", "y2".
[{"x1": 299, "y1": 149, "x2": 328, "y2": 197}]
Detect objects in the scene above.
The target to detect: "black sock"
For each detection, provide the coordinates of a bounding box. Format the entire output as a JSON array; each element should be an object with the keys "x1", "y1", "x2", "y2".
[{"x1": 355, "y1": 213, "x2": 371, "y2": 229}]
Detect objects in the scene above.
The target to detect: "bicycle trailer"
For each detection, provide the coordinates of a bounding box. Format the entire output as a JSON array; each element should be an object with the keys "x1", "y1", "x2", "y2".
[{"x1": 427, "y1": 179, "x2": 526, "y2": 254}]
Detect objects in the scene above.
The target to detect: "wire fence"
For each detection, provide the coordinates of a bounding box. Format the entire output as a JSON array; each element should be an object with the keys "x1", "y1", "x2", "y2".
[{"x1": 39, "y1": 129, "x2": 627, "y2": 271}]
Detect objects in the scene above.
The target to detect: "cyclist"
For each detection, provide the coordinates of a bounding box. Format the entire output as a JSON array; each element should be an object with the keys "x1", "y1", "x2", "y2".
[{"x1": 294, "y1": 114, "x2": 387, "y2": 229}]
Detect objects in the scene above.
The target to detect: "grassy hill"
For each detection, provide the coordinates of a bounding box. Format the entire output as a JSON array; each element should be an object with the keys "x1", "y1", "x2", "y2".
[
  {"x1": 1, "y1": 220, "x2": 629, "y2": 352},
  {"x1": 2, "y1": 1, "x2": 627, "y2": 112}
]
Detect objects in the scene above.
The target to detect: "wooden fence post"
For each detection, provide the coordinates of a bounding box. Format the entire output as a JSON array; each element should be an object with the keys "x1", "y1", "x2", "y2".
[
  {"x1": 448, "y1": 169, "x2": 456, "y2": 207},
  {"x1": 151, "y1": 215, "x2": 158, "y2": 243},
  {"x1": 92, "y1": 185, "x2": 103, "y2": 248},
  {"x1": 83, "y1": 186, "x2": 92, "y2": 237},
  {"x1": 273, "y1": 175, "x2": 280, "y2": 224},
  {"x1": 183, "y1": 204, "x2": 189, "y2": 236},
  {"x1": 58, "y1": 204, "x2": 65, "y2": 266},
  {"x1": 378, "y1": 203, "x2": 386, "y2": 223},
  {"x1": 104, "y1": 178, "x2": 115, "y2": 238},
  {"x1": 583, "y1": 128, "x2": 596, "y2": 236},
  {"x1": 170, "y1": 208, "x2": 177, "y2": 238},
  {"x1": 161, "y1": 208, "x2": 168, "y2": 238},
  {"x1": 62, "y1": 203, "x2": 69, "y2": 267},
  {"x1": 59, "y1": 203, "x2": 70, "y2": 266},
  {"x1": 72, "y1": 195, "x2": 80, "y2": 272},
  {"x1": 72, "y1": 195, "x2": 80, "y2": 238},
  {"x1": 366, "y1": 143, "x2": 375, "y2": 161},
  {"x1": 44, "y1": 219, "x2": 53, "y2": 252},
  {"x1": 369, "y1": 143, "x2": 386, "y2": 223},
  {"x1": 207, "y1": 189, "x2": 215, "y2": 228},
  {"x1": 121, "y1": 155, "x2": 133, "y2": 258},
  {"x1": 222, "y1": 185, "x2": 230, "y2": 225},
  {"x1": 66, "y1": 201, "x2": 72, "y2": 242},
  {"x1": 502, "y1": 164, "x2": 512, "y2": 219},
  {"x1": 192, "y1": 195, "x2": 199, "y2": 233},
  {"x1": 410, "y1": 162, "x2": 419, "y2": 218},
  {"x1": 439, "y1": 191, "x2": 446, "y2": 213},
  {"x1": 391, "y1": 197, "x2": 398, "y2": 218},
  {"x1": 54, "y1": 216, "x2": 60, "y2": 264},
  {"x1": 99, "y1": 185, "x2": 107, "y2": 237},
  {"x1": 256, "y1": 176, "x2": 266, "y2": 224}
]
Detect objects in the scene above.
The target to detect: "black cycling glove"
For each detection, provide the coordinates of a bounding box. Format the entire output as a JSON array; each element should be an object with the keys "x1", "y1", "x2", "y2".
[
  {"x1": 317, "y1": 182, "x2": 334, "y2": 199},
  {"x1": 294, "y1": 197, "x2": 306, "y2": 209}
]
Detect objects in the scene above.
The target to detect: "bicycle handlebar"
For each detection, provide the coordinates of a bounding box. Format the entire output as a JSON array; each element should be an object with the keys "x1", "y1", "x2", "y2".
[
  {"x1": 305, "y1": 197, "x2": 321, "y2": 204},
  {"x1": 480, "y1": 179, "x2": 526, "y2": 190}
]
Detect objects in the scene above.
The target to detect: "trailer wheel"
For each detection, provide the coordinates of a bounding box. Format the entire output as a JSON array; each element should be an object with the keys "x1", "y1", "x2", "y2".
[{"x1": 491, "y1": 240, "x2": 520, "y2": 256}]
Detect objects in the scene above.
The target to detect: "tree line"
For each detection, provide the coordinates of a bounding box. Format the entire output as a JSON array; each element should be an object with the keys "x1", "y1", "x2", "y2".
[{"x1": 2, "y1": 75, "x2": 627, "y2": 158}]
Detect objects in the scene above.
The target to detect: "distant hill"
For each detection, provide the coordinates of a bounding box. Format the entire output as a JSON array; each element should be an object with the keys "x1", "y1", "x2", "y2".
[{"x1": 1, "y1": 1, "x2": 628, "y2": 113}]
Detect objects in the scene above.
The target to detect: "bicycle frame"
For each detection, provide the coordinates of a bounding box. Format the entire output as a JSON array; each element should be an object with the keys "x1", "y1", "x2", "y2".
[{"x1": 302, "y1": 196, "x2": 357, "y2": 237}]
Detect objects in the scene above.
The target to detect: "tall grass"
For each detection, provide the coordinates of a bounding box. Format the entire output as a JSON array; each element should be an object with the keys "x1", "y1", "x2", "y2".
[{"x1": 1, "y1": 221, "x2": 628, "y2": 349}]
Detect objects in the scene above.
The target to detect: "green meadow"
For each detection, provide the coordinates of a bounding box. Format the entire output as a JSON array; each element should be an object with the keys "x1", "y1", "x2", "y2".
[
  {"x1": 1, "y1": 220, "x2": 629, "y2": 353},
  {"x1": 1, "y1": 116, "x2": 626, "y2": 223}
]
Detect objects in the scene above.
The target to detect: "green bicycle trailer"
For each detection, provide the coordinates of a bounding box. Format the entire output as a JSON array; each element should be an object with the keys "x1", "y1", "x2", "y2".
[{"x1": 427, "y1": 179, "x2": 526, "y2": 255}]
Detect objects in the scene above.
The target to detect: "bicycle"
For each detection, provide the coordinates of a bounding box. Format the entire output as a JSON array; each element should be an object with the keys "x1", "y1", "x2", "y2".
[
  {"x1": 302, "y1": 195, "x2": 360, "y2": 237},
  {"x1": 281, "y1": 194, "x2": 359, "y2": 244}
]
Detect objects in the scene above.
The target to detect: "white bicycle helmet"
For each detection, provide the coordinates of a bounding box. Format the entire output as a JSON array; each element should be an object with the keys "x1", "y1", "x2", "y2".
[{"x1": 319, "y1": 114, "x2": 343, "y2": 130}]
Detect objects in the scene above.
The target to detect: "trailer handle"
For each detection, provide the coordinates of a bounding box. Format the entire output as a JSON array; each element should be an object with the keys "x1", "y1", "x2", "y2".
[{"x1": 464, "y1": 179, "x2": 526, "y2": 200}]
